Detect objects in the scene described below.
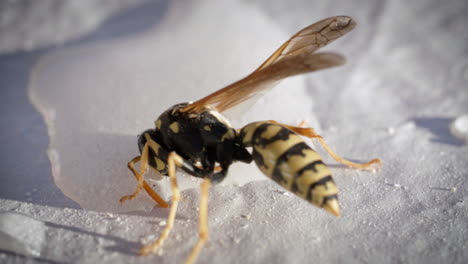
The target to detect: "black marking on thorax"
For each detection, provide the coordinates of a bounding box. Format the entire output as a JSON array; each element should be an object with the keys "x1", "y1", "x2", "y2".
[
  {"x1": 154, "y1": 103, "x2": 240, "y2": 174},
  {"x1": 156, "y1": 103, "x2": 204, "y2": 161},
  {"x1": 198, "y1": 110, "x2": 232, "y2": 145}
]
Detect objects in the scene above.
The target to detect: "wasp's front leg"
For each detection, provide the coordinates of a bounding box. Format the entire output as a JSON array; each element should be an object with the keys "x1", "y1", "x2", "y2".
[
  {"x1": 121, "y1": 131, "x2": 218, "y2": 206},
  {"x1": 139, "y1": 151, "x2": 185, "y2": 256},
  {"x1": 120, "y1": 135, "x2": 170, "y2": 208},
  {"x1": 186, "y1": 178, "x2": 211, "y2": 264},
  {"x1": 121, "y1": 132, "x2": 176, "y2": 207},
  {"x1": 120, "y1": 155, "x2": 169, "y2": 208}
]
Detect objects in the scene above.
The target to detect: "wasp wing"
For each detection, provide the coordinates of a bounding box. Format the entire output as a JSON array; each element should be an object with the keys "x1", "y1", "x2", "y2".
[
  {"x1": 255, "y1": 16, "x2": 356, "y2": 71},
  {"x1": 182, "y1": 16, "x2": 356, "y2": 113}
]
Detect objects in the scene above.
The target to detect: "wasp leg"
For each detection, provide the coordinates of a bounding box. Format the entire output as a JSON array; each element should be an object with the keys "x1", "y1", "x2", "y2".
[
  {"x1": 129, "y1": 156, "x2": 169, "y2": 208},
  {"x1": 186, "y1": 178, "x2": 212, "y2": 264},
  {"x1": 267, "y1": 120, "x2": 381, "y2": 169},
  {"x1": 139, "y1": 152, "x2": 184, "y2": 256},
  {"x1": 314, "y1": 135, "x2": 381, "y2": 169},
  {"x1": 119, "y1": 141, "x2": 149, "y2": 203},
  {"x1": 120, "y1": 143, "x2": 169, "y2": 208}
]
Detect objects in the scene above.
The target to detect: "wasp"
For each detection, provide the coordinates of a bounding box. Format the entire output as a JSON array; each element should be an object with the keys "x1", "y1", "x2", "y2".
[{"x1": 120, "y1": 16, "x2": 381, "y2": 264}]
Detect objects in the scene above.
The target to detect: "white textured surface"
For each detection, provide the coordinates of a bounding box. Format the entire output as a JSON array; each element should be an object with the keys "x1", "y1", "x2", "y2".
[
  {"x1": 1, "y1": 0, "x2": 467, "y2": 263},
  {"x1": 0, "y1": 212, "x2": 45, "y2": 257},
  {"x1": 0, "y1": 0, "x2": 139, "y2": 54}
]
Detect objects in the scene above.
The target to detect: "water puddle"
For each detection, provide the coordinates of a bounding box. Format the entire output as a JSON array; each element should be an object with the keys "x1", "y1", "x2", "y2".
[{"x1": 28, "y1": 1, "x2": 313, "y2": 213}]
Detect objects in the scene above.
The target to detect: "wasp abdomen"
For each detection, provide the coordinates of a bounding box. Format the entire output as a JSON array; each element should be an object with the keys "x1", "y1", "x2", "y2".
[{"x1": 240, "y1": 122, "x2": 340, "y2": 216}]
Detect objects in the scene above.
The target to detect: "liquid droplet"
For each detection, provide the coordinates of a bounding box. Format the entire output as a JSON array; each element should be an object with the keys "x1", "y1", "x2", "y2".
[{"x1": 450, "y1": 115, "x2": 468, "y2": 141}]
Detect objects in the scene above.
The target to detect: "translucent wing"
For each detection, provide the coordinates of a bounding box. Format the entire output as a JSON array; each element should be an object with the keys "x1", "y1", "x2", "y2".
[{"x1": 182, "y1": 16, "x2": 356, "y2": 113}]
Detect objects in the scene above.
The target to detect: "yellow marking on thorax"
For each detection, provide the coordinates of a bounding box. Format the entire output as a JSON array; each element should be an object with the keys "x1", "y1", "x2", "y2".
[
  {"x1": 208, "y1": 110, "x2": 232, "y2": 127},
  {"x1": 169, "y1": 122, "x2": 180, "y2": 133},
  {"x1": 203, "y1": 125, "x2": 211, "y2": 131},
  {"x1": 155, "y1": 119, "x2": 162, "y2": 129}
]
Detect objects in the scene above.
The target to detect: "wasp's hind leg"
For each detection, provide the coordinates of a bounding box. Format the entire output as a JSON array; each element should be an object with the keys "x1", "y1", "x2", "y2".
[
  {"x1": 120, "y1": 139, "x2": 169, "y2": 208},
  {"x1": 139, "y1": 152, "x2": 184, "y2": 256},
  {"x1": 268, "y1": 120, "x2": 381, "y2": 169}
]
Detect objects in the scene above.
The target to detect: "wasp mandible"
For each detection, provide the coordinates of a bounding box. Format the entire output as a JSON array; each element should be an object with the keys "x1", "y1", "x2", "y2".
[{"x1": 120, "y1": 16, "x2": 381, "y2": 264}]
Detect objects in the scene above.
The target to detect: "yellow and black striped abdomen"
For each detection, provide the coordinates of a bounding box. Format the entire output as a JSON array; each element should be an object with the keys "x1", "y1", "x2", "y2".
[{"x1": 240, "y1": 122, "x2": 340, "y2": 216}]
